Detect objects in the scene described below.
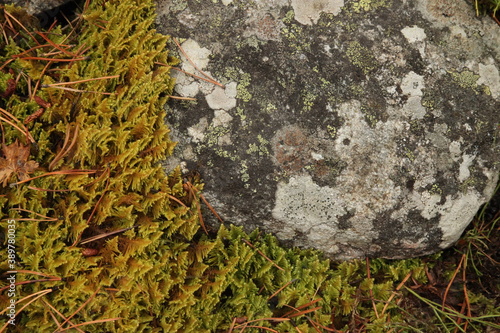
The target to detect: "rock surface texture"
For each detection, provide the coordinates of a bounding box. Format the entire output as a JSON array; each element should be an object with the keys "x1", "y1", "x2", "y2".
[
  {"x1": 0, "y1": 0, "x2": 71, "y2": 17},
  {"x1": 157, "y1": 0, "x2": 500, "y2": 259}
]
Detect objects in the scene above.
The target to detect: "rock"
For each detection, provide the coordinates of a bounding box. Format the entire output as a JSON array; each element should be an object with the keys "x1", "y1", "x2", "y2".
[
  {"x1": 0, "y1": 0, "x2": 72, "y2": 25},
  {"x1": 156, "y1": 0, "x2": 500, "y2": 259}
]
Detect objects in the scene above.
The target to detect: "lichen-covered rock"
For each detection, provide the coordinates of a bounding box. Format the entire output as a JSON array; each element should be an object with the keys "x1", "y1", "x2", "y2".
[
  {"x1": 157, "y1": 0, "x2": 500, "y2": 259},
  {"x1": 0, "y1": 0, "x2": 71, "y2": 16}
]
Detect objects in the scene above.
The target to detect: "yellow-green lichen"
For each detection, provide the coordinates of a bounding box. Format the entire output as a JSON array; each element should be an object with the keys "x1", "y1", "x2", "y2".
[
  {"x1": 350, "y1": 0, "x2": 390, "y2": 13},
  {"x1": 327, "y1": 125, "x2": 337, "y2": 138},
  {"x1": 224, "y1": 67, "x2": 253, "y2": 102},
  {"x1": 281, "y1": 23, "x2": 311, "y2": 53},
  {"x1": 449, "y1": 68, "x2": 481, "y2": 93},
  {"x1": 246, "y1": 134, "x2": 270, "y2": 156},
  {"x1": 346, "y1": 41, "x2": 377, "y2": 74},
  {"x1": 429, "y1": 184, "x2": 443, "y2": 195},
  {"x1": 302, "y1": 90, "x2": 317, "y2": 113}
]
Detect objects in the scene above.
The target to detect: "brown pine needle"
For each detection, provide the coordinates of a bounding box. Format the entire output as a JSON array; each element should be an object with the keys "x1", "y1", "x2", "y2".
[
  {"x1": 79, "y1": 226, "x2": 136, "y2": 245},
  {"x1": 49, "y1": 124, "x2": 79, "y2": 171},
  {"x1": 3, "y1": 9, "x2": 39, "y2": 45},
  {"x1": 380, "y1": 271, "x2": 412, "y2": 316},
  {"x1": 0, "y1": 278, "x2": 61, "y2": 292},
  {"x1": 186, "y1": 182, "x2": 224, "y2": 224},
  {"x1": 16, "y1": 56, "x2": 87, "y2": 62},
  {"x1": 268, "y1": 279, "x2": 298, "y2": 300},
  {"x1": 6, "y1": 269, "x2": 59, "y2": 279},
  {"x1": 35, "y1": 31, "x2": 77, "y2": 57},
  {"x1": 42, "y1": 85, "x2": 116, "y2": 95},
  {"x1": 56, "y1": 318, "x2": 122, "y2": 332},
  {"x1": 8, "y1": 208, "x2": 58, "y2": 222},
  {"x1": 172, "y1": 37, "x2": 224, "y2": 87},
  {"x1": 0, "y1": 289, "x2": 52, "y2": 333},
  {"x1": 199, "y1": 193, "x2": 224, "y2": 224},
  {"x1": 73, "y1": 177, "x2": 111, "y2": 246},
  {"x1": 44, "y1": 302, "x2": 85, "y2": 333},
  {"x1": 168, "y1": 194, "x2": 188, "y2": 208},
  {"x1": 0, "y1": 115, "x2": 35, "y2": 143},
  {"x1": 10, "y1": 169, "x2": 97, "y2": 186},
  {"x1": 44, "y1": 75, "x2": 119, "y2": 87},
  {"x1": 32, "y1": 61, "x2": 53, "y2": 97},
  {"x1": 442, "y1": 254, "x2": 465, "y2": 311},
  {"x1": 168, "y1": 65, "x2": 224, "y2": 87},
  {"x1": 168, "y1": 95, "x2": 197, "y2": 101},
  {"x1": 54, "y1": 288, "x2": 101, "y2": 332},
  {"x1": 366, "y1": 258, "x2": 379, "y2": 319},
  {"x1": 282, "y1": 298, "x2": 322, "y2": 318},
  {"x1": 241, "y1": 238, "x2": 285, "y2": 271},
  {"x1": 286, "y1": 306, "x2": 322, "y2": 319}
]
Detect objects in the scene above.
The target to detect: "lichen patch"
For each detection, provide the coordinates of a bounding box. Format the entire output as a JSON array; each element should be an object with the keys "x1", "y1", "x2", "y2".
[{"x1": 291, "y1": 0, "x2": 344, "y2": 25}]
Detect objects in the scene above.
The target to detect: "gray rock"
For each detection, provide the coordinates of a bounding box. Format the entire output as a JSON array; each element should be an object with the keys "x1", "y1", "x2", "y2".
[
  {"x1": 0, "y1": 0, "x2": 72, "y2": 24},
  {"x1": 157, "y1": 0, "x2": 500, "y2": 259}
]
